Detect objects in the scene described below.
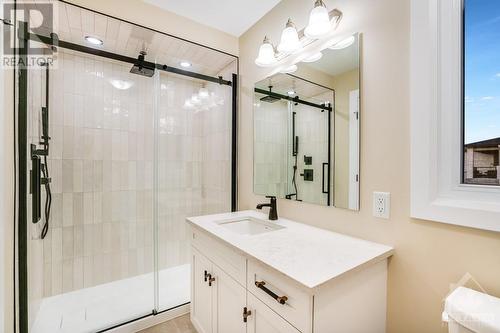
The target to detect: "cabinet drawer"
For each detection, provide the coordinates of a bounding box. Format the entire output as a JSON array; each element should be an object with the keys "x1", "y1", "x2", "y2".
[
  {"x1": 247, "y1": 292, "x2": 301, "y2": 333},
  {"x1": 191, "y1": 226, "x2": 246, "y2": 286},
  {"x1": 247, "y1": 260, "x2": 313, "y2": 333}
]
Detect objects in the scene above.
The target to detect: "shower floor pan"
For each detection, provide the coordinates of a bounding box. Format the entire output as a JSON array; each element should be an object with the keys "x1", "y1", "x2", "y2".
[{"x1": 31, "y1": 264, "x2": 190, "y2": 333}]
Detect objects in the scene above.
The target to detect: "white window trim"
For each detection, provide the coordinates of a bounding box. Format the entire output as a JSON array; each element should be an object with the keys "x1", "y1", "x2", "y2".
[{"x1": 410, "y1": 0, "x2": 500, "y2": 233}]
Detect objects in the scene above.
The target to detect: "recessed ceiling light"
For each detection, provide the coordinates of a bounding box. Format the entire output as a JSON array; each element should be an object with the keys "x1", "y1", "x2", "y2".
[
  {"x1": 287, "y1": 90, "x2": 296, "y2": 96},
  {"x1": 109, "y1": 79, "x2": 133, "y2": 90},
  {"x1": 85, "y1": 36, "x2": 103, "y2": 46},
  {"x1": 180, "y1": 61, "x2": 192, "y2": 68}
]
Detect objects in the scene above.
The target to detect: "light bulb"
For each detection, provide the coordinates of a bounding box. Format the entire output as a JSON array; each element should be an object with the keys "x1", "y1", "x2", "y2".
[
  {"x1": 191, "y1": 94, "x2": 201, "y2": 106},
  {"x1": 277, "y1": 19, "x2": 301, "y2": 54},
  {"x1": 304, "y1": 0, "x2": 331, "y2": 39},
  {"x1": 329, "y1": 36, "x2": 356, "y2": 50},
  {"x1": 198, "y1": 87, "x2": 209, "y2": 99},
  {"x1": 279, "y1": 65, "x2": 298, "y2": 74},
  {"x1": 302, "y1": 52, "x2": 323, "y2": 63},
  {"x1": 85, "y1": 36, "x2": 103, "y2": 45},
  {"x1": 287, "y1": 90, "x2": 296, "y2": 96},
  {"x1": 255, "y1": 36, "x2": 277, "y2": 67}
]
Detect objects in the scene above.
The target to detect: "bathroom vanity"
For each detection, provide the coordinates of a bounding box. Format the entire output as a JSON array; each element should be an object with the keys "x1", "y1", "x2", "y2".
[{"x1": 187, "y1": 211, "x2": 393, "y2": 333}]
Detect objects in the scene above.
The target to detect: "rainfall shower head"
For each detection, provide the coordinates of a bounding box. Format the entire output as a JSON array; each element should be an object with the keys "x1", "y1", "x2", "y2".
[
  {"x1": 130, "y1": 51, "x2": 156, "y2": 77},
  {"x1": 260, "y1": 86, "x2": 281, "y2": 103}
]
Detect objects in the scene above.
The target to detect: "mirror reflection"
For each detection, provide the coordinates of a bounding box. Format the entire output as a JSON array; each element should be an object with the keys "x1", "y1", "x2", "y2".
[{"x1": 253, "y1": 33, "x2": 360, "y2": 210}]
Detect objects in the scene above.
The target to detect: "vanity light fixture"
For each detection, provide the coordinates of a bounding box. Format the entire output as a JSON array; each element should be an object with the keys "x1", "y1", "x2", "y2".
[
  {"x1": 302, "y1": 52, "x2": 323, "y2": 63},
  {"x1": 255, "y1": 36, "x2": 277, "y2": 67},
  {"x1": 277, "y1": 19, "x2": 301, "y2": 54},
  {"x1": 85, "y1": 36, "x2": 103, "y2": 46},
  {"x1": 329, "y1": 35, "x2": 355, "y2": 50},
  {"x1": 304, "y1": 0, "x2": 332, "y2": 39},
  {"x1": 279, "y1": 65, "x2": 298, "y2": 74},
  {"x1": 180, "y1": 61, "x2": 192, "y2": 68}
]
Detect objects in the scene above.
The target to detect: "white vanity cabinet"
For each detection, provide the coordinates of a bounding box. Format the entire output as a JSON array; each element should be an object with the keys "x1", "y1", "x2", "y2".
[
  {"x1": 191, "y1": 247, "x2": 247, "y2": 333},
  {"x1": 188, "y1": 211, "x2": 393, "y2": 333}
]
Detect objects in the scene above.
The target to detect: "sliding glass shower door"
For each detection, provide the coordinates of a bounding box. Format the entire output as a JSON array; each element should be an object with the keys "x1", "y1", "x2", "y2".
[{"x1": 17, "y1": 3, "x2": 237, "y2": 332}]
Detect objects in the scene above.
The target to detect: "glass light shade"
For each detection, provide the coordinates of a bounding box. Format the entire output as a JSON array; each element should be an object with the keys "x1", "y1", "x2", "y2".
[
  {"x1": 198, "y1": 87, "x2": 209, "y2": 99},
  {"x1": 277, "y1": 19, "x2": 301, "y2": 53},
  {"x1": 302, "y1": 52, "x2": 323, "y2": 63},
  {"x1": 304, "y1": 2, "x2": 331, "y2": 39},
  {"x1": 183, "y1": 100, "x2": 194, "y2": 109},
  {"x1": 279, "y1": 64, "x2": 298, "y2": 74},
  {"x1": 329, "y1": 36, "x2": 355, "y2": 50},
  {"x1": 255, "y1": 37, "x2": 277, "y2": 67},
  {"x1": 191, "y1": 94, "x2": 201, "y2": 106}
]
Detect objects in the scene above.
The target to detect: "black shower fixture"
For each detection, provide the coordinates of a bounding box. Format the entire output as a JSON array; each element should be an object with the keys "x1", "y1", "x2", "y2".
[
  {"x1": 130, "y1": 51, "x2": 156, "y2": 77},
  {"x1": 260, "y1": 85, "x2": 282, "y2": 103}
]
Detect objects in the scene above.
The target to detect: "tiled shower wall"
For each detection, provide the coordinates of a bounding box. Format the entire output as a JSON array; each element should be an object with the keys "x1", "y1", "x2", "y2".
[
  {"x1": 253, "y1": 99, "x2": 289, "y2": 197},
  {"x1": 156, "y1": 69, "x2": 232, "y2": 274},
  {"x1": 292, "y1": 99, "x2": 330, "y2": 205},
  {"x1": 29, "y1": 51, "x2": 234, "y2": 298}
]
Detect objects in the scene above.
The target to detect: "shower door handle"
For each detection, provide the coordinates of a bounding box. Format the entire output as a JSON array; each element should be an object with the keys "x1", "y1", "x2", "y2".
[
  {"x1": 30, "y1": 145, "x2": 41, "y2": 224},
  {"x1": 322, "y1": 163, "x2": 329, "y2": 194}
]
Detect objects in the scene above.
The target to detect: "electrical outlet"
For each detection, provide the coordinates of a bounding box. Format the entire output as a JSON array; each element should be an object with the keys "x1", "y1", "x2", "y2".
[{"x1": 373, "y1": 192, "x2": 390, "y2": 219}]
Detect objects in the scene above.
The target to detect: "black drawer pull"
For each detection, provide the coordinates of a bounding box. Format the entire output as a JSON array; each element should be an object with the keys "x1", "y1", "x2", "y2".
[
  {"x1": 243, "y1": 307, "x2": 252, "y2": 323},
  {"x1": 255, "y1": 281, "x2": 288, "y2": 305},
  {"x1": 208, "y1": 274, "x2": 215, "y2": 286}
]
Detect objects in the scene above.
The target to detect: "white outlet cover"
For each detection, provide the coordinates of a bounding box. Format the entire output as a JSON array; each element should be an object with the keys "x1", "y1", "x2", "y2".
[{"x1": 373, "y1": 192, "x2": 390, "y2": 219}]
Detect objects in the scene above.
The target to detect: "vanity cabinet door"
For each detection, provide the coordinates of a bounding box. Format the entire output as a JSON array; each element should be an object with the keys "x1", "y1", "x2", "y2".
[
  {"x1": 191, "y1": 247, "x2": 213, "y2": 333},
  {"x1": 212, "y1": 265, "x2": 247, "y2": 333},
  {"x1": 246, "y1": 293, "x2": 301, "y2": 333}
]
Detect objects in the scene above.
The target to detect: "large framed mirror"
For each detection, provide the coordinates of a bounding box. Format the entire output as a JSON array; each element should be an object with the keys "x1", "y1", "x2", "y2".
[{"x1": 253, "y1": 33, "x2": 360, "y2": 210}]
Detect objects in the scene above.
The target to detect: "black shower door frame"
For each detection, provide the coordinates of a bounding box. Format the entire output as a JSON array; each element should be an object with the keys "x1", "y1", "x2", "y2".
[{"x1": 15, "y1": 8, "x2": 238, "y2": 333}]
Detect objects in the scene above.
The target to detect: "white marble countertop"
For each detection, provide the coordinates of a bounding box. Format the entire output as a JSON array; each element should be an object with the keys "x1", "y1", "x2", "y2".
[{"x1": 186, "y1": 210, "x2": 394, "y2": 289}]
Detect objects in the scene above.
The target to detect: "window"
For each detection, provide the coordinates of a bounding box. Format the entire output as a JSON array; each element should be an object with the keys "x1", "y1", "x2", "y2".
[
  {"x1": 463, "y1": 1, "x2": 500, "y2": 186},
  {"x1": 410, "y1": 0, "x2": 500, "y2": 232}
]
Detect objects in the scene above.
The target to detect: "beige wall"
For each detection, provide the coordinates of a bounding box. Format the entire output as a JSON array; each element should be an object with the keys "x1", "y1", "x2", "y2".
[
  {"x1": 333, "y1": 68, "x2": 359, "y2": 208},
  {"x1": 1, "y1": 1, "x2": 238, "y2": 332},
  {"x1": 239, "y1": 1, "x2": 500, "y2": 333}
]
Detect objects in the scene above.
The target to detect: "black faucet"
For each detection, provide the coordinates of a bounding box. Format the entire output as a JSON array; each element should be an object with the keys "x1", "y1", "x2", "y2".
[{"x1": 256, "y1": 196, "x2": 278, "y2": 220}]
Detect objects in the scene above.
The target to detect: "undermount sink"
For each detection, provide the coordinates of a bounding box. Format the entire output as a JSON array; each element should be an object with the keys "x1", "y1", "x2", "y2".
[{"x1": 216, "y1": 216, "x2": 285, "y2": 235}]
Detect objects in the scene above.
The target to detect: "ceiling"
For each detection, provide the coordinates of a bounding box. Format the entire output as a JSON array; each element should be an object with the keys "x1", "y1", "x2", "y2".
[
  {"x1": 142, "y1": 0, "x2": 281, "y2": 36},
  {"x1": 31, "y1": 1, "x2": 237, "y2": 78}
]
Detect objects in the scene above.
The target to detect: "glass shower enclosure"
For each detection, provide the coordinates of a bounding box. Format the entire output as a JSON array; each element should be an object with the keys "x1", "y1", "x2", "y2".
[{"x1": 15, "y1": 3, "x2": 237, "y2": 333}]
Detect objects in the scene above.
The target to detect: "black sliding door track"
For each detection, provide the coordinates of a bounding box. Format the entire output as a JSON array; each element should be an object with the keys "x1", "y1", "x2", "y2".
[
  {"x1": 29, "y1": 32, "x2": 233, "y2": 86},
  {"x1": 254, "y1": 87, "x2": 332, "y2": 111}
]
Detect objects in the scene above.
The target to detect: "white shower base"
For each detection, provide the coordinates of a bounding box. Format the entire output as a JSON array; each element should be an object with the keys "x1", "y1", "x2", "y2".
[{"x1": 31, "y1": 264, "x2": 191, "y2": 333}]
